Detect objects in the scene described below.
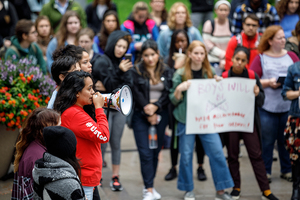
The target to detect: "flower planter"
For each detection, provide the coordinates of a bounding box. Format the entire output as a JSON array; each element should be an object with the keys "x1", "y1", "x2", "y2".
[{"x1": 0, "y1": 125, "x2": 19, "y2": 178}]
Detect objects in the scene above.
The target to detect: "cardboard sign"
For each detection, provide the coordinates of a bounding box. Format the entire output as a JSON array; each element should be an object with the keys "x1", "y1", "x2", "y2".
[{"x1": 186, "y1": 78, "x2": 256, "y2": 134}]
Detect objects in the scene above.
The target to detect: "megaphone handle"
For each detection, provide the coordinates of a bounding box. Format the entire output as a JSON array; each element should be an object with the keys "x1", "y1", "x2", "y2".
[
  {"x1": 106, "y1": 88, "x2": 120, "y2": 120},
  {"x1": 106, "y1": 98, "x2": 112, "y2": 120}
]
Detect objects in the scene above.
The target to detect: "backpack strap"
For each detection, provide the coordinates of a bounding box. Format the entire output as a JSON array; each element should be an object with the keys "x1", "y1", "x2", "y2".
[
  {"x1": 222, "y1": 70, "x2": 229, "y2": 78},
  {"x1": 228, "y1": 18, "x2": 232, "y2": 33},
  {"x1": 248, "y1": 69, "x2": 255, "y2": 79},
  {"x1": 210, "y1": 19, "x2": 215, "y2": 36},
  {"x1": 9, "y1": 45, "x2": 20, "y2": 58}
]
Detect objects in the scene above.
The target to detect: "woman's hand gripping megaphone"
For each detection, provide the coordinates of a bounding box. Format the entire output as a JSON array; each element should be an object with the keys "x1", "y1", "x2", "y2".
[{"x1": 93, "y1": 92, "x2": 105, "y2": 109}]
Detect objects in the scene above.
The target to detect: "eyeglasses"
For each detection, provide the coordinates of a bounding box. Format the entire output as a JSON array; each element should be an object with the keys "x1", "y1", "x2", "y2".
[{"x1": 244, "y1": 23, "x2": 258, "y2": 27}]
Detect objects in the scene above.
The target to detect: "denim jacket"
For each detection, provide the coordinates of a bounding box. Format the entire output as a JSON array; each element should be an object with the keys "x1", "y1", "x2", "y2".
[{"x1": 282, "y1": 62, "x2": 300, "y2": 118}]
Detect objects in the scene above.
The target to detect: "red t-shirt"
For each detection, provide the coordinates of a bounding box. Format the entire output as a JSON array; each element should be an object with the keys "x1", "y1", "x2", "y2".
[
  {"x1": 225, "y1": 32, "x2": 259, "y2": 71},
  {"x1": 61, "y1": 105, "x2": 109, "y2": 187}
]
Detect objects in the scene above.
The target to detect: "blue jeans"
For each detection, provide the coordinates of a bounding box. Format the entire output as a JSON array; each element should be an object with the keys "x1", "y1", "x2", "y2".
[
  {"x1": 177, "y1": 122, "x2": 234, "y2": 191},
  {"x1": 132, "y1": 109, "x2": 169, "y2": 188},
  {"x1": 82, "y1": 186, "x2": 94, "y2": 200},
  {"x1": 259, "y1": 108, "x2": 291, "y2": 174}
]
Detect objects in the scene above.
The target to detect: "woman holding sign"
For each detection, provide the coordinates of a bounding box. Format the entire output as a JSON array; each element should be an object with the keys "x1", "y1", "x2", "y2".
[
  {"x1": 169, "y1": 40, "x2": 234, "y2": 200},
  {"x1": 250, "y1": 25, "x2": 299, "y2": 183},
  {"x1": 222, "y1": 46, "x2": 279, "y2": 200},
  {"x1": 281, "y1": 60, "x2": 300, "y2": 200}
]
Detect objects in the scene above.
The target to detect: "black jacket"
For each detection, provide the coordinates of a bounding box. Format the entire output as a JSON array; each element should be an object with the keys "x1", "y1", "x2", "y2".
[
  {"x1": 131, "y1": 63, "x2": 172, "y2": 116},
  {"x1": 226, "y1": 68, "x2": 265, "y2": 145},
  {"x1": 190, "y1": 0, "x2": 214, "y2": 13},
  {"x1": 85, "y1": 3, "x2": 117, "y2": 34},
  {"x1": 92, "y1": 30, "x2": 132, "y2": 93}
]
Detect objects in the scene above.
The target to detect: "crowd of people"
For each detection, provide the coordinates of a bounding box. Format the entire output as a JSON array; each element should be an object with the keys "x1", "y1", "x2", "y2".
[{"x1": 3, "y1": 0, "x2": 300, "y2": 200}]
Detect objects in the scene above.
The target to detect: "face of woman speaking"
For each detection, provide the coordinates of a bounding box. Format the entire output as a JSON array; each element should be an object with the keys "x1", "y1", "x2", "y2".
[
  {"x1": 76, "y1": 77, "x2": 94, "y2": 107},
  {"x1": 231, "y1": 51, "x2": 248, "y2": 74}
]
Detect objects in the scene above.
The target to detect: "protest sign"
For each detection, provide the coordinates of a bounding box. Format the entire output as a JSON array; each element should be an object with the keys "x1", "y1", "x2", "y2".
[{"x1": 186, "y1": 78, "x2": 256, "y2": 134}]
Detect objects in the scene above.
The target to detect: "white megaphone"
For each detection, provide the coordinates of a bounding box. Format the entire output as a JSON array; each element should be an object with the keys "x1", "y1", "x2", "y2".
[{"x1": 101, "y1": 85, "x2": 133, "y2": 116}]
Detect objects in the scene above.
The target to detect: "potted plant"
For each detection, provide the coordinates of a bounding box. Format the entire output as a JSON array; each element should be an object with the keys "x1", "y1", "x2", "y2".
[{"x1": 0, "y1": 56, "x2": 55, "y2": 178}]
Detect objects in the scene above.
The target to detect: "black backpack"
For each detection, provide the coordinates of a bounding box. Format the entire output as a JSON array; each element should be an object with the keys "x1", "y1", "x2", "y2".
[{"x1": 209, "y1": 19, "x2": 232, "y2": 36}]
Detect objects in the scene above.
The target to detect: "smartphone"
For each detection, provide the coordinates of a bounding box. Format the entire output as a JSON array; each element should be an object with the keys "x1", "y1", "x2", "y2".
[{"x1": 124, "y1": 53, "x2": 132, "y2": 61}]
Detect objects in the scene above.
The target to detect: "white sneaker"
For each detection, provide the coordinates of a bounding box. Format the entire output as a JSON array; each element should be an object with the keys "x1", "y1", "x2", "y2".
[
  {"x1": 143, "y1": 188, "x2": 161, "y2": 199},
  {"x1": 143, "y1": 191, "x2": 156, "y2": 200},
  {"x1": 184, "y1": 191, "x2": 195, "y2": 200},
  {"x1": 153, "y1": 188, "x2": 161, "y2": 199}
]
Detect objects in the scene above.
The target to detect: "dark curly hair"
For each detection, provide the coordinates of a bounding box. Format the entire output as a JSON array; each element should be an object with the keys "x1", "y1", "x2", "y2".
[
  {"x1": 276, "y1": 0, "x2": 300, "y2": 19},
  {"x1": 53, "y1": 71, "x2": 93, "y2": 114}
]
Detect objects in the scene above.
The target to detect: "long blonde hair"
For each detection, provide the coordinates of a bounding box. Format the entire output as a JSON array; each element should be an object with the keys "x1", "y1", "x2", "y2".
[
  {"x1": 167, "y1": 2, "x2": 193, "y2": 30},
  {"x1": 183, "y1": 41, "x2": 213, "y2": 81}
]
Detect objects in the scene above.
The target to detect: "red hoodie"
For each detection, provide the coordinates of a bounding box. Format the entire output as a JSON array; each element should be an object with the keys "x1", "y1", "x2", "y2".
[
  {"x1": 225, "y1": 32, "x2": 259, "y2": 71},
  {"x1": 61, "y1": 105, "x2": 109, "y2": 187}
]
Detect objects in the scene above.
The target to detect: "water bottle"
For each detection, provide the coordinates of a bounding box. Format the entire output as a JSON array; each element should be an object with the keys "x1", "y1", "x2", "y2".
[{"x1": 148, "y1": 125, "x2": 158, "y2": 149}]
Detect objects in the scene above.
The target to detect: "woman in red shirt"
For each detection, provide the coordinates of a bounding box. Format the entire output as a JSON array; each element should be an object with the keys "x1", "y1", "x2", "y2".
[{"x1": 54, "y1": 70, "x2": 109, "y2": 200}]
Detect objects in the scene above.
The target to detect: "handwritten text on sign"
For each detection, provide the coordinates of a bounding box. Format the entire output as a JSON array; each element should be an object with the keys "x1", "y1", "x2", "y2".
[{"x1": 186, "y1": 78, "x2": 256, "y2": 134}]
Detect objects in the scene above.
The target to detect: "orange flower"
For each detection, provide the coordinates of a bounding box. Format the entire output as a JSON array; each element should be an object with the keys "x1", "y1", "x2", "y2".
[
  {"x1": 8, "y1": 113, "x2": 14, "y2": 119},
  {"x1": 27, "y1": 110, "x2": 31, "y2": 114},
  {"x1": 32, "y1": 89, "x2": 36, "y2": 94},
  {"x1": 27, "y1": 76, "x2": 32, "y2": 82},
  {"x1": 46, "y1": 96, "x2": 50, "y2": 101},
  {"x1": 21, "y1": 98, "x2": 25, "y2": 103},
  {"x1": 36, "y1": 89, "x2": 40, "y2": 93},
  {"x1": 33, "y1": 97, "x2": 38, "y2": 101},
  {"x1": 1, "y1": 117, "x2": 6, "y2": 122},
  {"x1": 12, "y1": 100, "x2": 16, "y2": 104},
  {"x1": 7, "y1": 122, "x2": 11, "y2": 127},
  {"x1": 0, "y1": 112, "x2": 4, "y2": 117},
  {"x1": 1, "y1": 100, "x2": 5, "y2": 104},
  {"x1": 18, "y1": 93, "x2": 22, "y2": 97},
  {"x1": 7, "y1": 96, "x2": 11, "y2": 100},
  {"x1": 31, "y1": 74, "x2": 34, "y2": 78},
  {"x1": 10, "y1": 120, "x2": 15, "y2": 125},
  {"x1": 21, "y1": 77, "x2": 26, "y2": 83},
  {"x1": 23, "y1": 104, "x2": 27, "y2": 108},
  {"x1": 19, "y1": 73, "x2": 24, "y2": 77},
  {"x1": 45, "y1": 99, "x2": 49, "y2": 104},
  {"x1": 8, "y1": 100, "x2": 12, "y2": 105}
]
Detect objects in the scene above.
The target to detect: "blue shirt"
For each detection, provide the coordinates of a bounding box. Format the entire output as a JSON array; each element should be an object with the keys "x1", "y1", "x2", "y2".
[
  {"x1": 281, "y1": 14, "x2": 300, "y2": 38},
  {"x1": 55, "y1": 0, "x2": 69, "y2": 15}
]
